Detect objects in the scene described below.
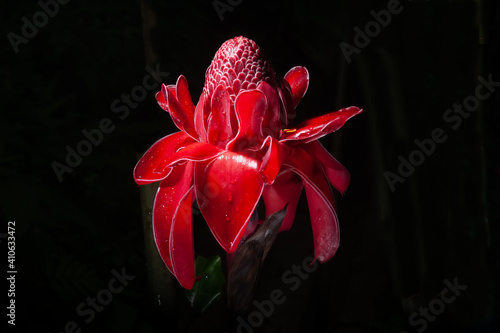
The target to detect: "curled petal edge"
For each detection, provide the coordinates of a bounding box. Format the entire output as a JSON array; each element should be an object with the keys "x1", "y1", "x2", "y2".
[
  {"x1": 153, "y1": 141, "x2": 224, "y2": 174},
  {"x1": 134, "y1": 132, "x2": 195, "y2": 185},
  {"x1": 284, "y1": 66, "x2": 309, "y2": 107}
]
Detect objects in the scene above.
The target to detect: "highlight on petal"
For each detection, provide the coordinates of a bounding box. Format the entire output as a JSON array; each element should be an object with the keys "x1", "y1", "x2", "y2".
[
  {"x1": 303, "y1": 141, "x2": 351, "y2": 195},
  {"x1": 153, "y1": 162, "x2": 195, "y2": 289},
  {"x1": 226, "y1": 90, "x2": 268, "y2": 151},
  {"x1": 283, "y1": 147, "x2": 339, "y2": 262},
  {"x1": 134, "y1": 132, "x2": 195, "y2": 185},
  {"x1": 284, "y1": 66, "x2": 309, "y2": 107},
  {"x1": 194, "y1": 151, "x2": 264, "y2": 253},
  {"x1": 262, "y1": 170, "x2": 303, "y2": 231},
  {"x1": 280, "y1": 106, "x2": 363, "y2": 144}
]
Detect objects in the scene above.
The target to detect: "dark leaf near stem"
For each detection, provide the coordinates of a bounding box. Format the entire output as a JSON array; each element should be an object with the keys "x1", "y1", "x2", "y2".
[{"x1": 227, "y1": 204, "x2": 288, "y2": 316}]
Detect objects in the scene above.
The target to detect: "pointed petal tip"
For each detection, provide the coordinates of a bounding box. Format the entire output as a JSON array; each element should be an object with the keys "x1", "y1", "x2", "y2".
[
  {"x1": 315, "y1": 237, "x2": 340, "y2": 263},
  {"x1": 284, "y1": 66, "x2": 309, "y2": 107},
  {"x1": 156, "y1": 89, "x2": 168, "y2": 111},
  {"x1": 176, "y1": 74, "x2": 187, "y2": 86},
  {"x1": 346, "y1": 106, "x2": 363, "y2": 115},
  {"x1": 280, "y1": 105, "x2": 363, "y2": 144},
  {"x1": 194, "y1": 152, "x2": 264, "y2": 254}
]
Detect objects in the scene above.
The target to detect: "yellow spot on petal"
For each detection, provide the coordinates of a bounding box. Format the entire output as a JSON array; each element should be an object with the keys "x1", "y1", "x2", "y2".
[{"x1": 283, "y1": 128, "x2": 296, "y2": 133}]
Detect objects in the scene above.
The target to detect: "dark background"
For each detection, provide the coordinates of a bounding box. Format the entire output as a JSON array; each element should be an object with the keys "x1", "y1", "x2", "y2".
[{"x1": 1, "y1": 0, "x2": 499, "y2": 332}]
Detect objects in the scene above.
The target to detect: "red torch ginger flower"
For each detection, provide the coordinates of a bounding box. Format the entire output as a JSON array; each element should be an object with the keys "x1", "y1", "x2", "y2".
[{"x1": 134, "y1": 36, "x2": 362, "y2": 289}]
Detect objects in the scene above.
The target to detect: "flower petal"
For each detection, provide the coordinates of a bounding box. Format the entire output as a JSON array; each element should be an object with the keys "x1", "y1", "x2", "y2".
[
  {"x1": 153, "y1": 141, "x2": 224, "y2": 175},
  {"x1": 277, "y1": 78, "x2": 295, "y2": 127},
  {"x1": 134, "y1": 132, "x2": 195, "y2": 185},
  {"x1": 227, "y1": 90, "x2": 268, "y2": 151},
  {"x1": 194, "y1": 151, "x2": 264, "y2": 253},
  {"x1": 302, "y1": 141, "x2": 351, "y2": 195},
  {"x1": 153, "y1": 162, "x2": 195, "y2": 289},
  {"x1": 262, "y1": 170, "x2": 303, "y2": 231},
  {"x1": 175, "y1": 75, "x2": 196, "y2": 122},
  {"x1": 304, "y1": 181, "x2": 339, "y2": 263},
  {"x1": 284, "y1": 66, "x2": 309, "y2": 107},
  {"x1": 259, "y1": 137, "x2": 288, "y2": 185},
  {"x1": 194, "y1": 92, "x2": 209, "y2": 142},
  {"x1": 280, "y1": 106, "x2": 363, "y2": 144},
  {"x1": 163, "y1": 76, "x2": 198, "y2": 140},
  {"x1": 284, "y1": 147, "x2": 339, "y2": 262},
  {"x1": 207, "y1": 85, "x2": 233, "y2": 147},
  {"x1": 169, "y1": 185, "x2": 196, "y2": 289},
  {"x1": 156, "y1": 90, "x2": 168, "y2": 111},
  {"x1": 257, "y1": 81, "x2": 281, "y2": 138}
]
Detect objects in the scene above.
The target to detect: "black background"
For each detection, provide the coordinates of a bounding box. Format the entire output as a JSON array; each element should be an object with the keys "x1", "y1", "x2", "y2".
[{"x1": 1, "y1": 0, "x2": 499, "y2": 332}]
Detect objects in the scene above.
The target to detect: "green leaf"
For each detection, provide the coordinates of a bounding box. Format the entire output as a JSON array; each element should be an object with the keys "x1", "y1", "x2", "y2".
[{"x1": 185, "y1": 255, "x2": 225, "y2": 314}]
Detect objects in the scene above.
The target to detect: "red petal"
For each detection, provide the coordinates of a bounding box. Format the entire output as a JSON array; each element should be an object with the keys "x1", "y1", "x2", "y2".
[
  {"x1": 153, "y1": 162, "x2": 195, "y2": 289},
  {"x1": 156, "y1": 90, "x2": 168, "y2": 111},
  {"x1": 284, "y1": 147, "x2": 339, "y2": 262},
  {"x1": 175, "y1": 75, "x2": 196, "y2": 121},
  {"x1": 194, "y1": 92, "x2": 208, "y2": 142},
  {"x1": 260, "y1": 137, "x2": 288, "y2": 185},
  {"x1": 152, "y1": 142, "x2": 224, "y2": 175},
  {"x1": 302, "y1": 141, "x2": 351, "y2": 195},
  {"x1": 257, "y1": 81, "x2": 281, "y2": 138},
  {"x1": 284, "y1": 66, "x2": 309, "y2": 107},
  {"x1": 304, "y1": 182, "x2": 339, "y2": 263},
  {"x1": 277, "y1": 78, "x2": 295, "y2": 127},
  {"x1": 134, "y1": 132, "x2": 195, "y2": 185},
  {"x1": 170, "y1": 185, "x2": 196, "y2": 289},
  {"x1": 194, "y1": 151, "x2": 264, "y2": 252},
  {"x1": 227, "y1": 90, "x2": 267, "y2": 151},
  {"x1": 207, "y1": 85, "x2": 233, "y2": 147},
  {"x1": 280, "y1": 107, "x2": 362, "y2": 144},
  {"x1": 163, "y1": 77, "x2": 198, "y2": 140},
  {"x1": 262, "y1": 170, "x2": 303, "y2": 231}
]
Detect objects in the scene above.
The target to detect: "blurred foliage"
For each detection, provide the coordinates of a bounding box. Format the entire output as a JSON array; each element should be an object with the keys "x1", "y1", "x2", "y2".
[
  {"x1": 0, "y1": 0, "x2": 498, "y2": 332},
  {"x1": 186, "y1": 255, "x2": 225, "y2": 314}
]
